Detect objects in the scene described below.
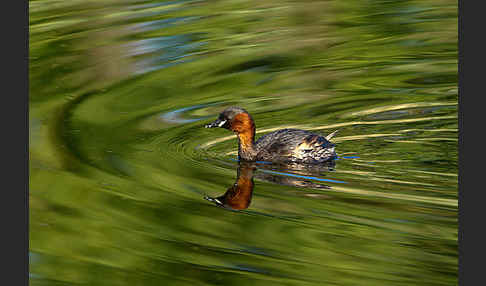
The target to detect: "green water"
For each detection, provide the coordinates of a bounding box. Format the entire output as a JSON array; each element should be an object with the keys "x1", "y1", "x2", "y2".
[{"x1": 29, "y1": 0, "x2": 458, "y2": 285}]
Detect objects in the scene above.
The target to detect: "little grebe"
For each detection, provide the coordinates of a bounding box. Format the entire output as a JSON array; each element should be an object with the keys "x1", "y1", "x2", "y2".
[{"x1": 205, "y1": 107, "x2": 337, "y2": 164}]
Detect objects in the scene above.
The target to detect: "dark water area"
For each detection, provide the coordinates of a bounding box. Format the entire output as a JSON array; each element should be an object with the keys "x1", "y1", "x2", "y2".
[{"x1": 29, "y1": 0, "x2": 458, "y2": 285}]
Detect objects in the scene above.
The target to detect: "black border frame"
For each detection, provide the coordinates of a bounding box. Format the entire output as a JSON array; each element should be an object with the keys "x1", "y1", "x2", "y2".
[
  {"x1": 8, "y1": 0, "x2": 29, "y2": 285},
  {"x1": 19, "y1": 0, "x2": 467, "y2": 285}
]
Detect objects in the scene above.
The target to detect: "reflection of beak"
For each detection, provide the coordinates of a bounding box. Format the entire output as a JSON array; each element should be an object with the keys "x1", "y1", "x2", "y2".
[
  {"x1": 205, "y1": 119, "x2": 226, "y2": 128},
  {"x1": 205, "y1": 163, "x2": 255, "y2": 210}
]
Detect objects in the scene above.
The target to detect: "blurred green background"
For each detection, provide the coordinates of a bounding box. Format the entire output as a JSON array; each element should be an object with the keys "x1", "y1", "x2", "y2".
[{"x1": 29, "y1": 0, "x2": 457, "y2": 285}]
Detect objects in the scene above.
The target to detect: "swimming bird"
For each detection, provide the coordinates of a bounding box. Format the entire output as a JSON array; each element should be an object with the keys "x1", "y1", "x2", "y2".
[{"x1": 205, "y1": 107, "x2": 338, "y2": 164}]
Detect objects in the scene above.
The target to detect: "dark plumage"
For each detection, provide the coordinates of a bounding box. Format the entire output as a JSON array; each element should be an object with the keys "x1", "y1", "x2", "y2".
[{"x1": 205, "y1": 107, "x2": 337, "y2": 164}]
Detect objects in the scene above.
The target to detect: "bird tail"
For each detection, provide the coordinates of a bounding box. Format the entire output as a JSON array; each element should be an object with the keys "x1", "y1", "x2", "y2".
[{"x1": 325, "y1": 130, "x2": 339, "y2": 141}]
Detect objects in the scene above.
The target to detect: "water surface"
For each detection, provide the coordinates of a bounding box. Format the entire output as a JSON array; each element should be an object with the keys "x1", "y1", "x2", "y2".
[{"x1": 30, "y1": 0, "x2": 458, "y2": 285}]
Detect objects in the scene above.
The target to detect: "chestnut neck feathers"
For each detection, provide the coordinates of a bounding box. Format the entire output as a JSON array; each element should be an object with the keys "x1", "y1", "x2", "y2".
[{"x1": 231, "y1": 112, "x2": 257, "y2": 161}]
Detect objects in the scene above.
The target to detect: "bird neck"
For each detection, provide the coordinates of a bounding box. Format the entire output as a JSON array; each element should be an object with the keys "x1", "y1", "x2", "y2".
[
  {"x1": 237, "y1": 128, "x2": 257, "y2": 161},
  {"x1": 231, "y1": 112, "x2": 257, "y2": 161}
]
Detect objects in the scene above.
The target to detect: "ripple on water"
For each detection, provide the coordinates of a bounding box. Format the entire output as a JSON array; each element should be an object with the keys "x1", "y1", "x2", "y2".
[{"x1": 160, "y1": 103, "x2": 219, "y2": 124}]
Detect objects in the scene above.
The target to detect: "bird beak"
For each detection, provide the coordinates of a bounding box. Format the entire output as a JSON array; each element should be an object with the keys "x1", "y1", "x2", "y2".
[
  {"x1": 205, "y1": 119, "x2": 227, "y2": 128},
  {"x1": 204, "y1": 195, "x2": 223, "y2": 205}
]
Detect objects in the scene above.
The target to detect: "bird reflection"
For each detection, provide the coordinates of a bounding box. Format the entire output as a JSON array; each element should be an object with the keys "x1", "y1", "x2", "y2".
[
  {"x1": 205, "y1": 162, "x2": 255, "y2": 210},
  {"x1": 205, "y1": 161, "x2": 335, "y2": 210}
]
